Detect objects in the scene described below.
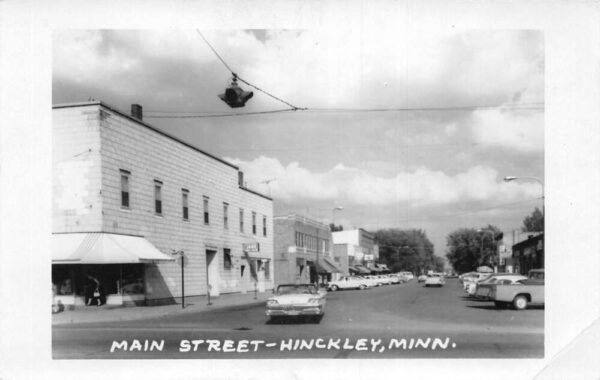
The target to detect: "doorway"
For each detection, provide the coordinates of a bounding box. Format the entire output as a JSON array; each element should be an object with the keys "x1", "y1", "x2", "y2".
[{"x1": 205, "y1": 250, "x2": 219, "y2": 296}]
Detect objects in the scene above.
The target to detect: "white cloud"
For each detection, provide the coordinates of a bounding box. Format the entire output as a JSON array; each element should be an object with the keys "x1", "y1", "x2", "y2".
[
  {"x1": 226, "y1": 156, "x2": 541, "y2": 206},
  {"x1": 470, "y1": 106, "x2": 544, "y2": 152}
]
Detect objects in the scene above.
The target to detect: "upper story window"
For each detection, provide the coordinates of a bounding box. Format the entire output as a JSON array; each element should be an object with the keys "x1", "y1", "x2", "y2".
[
  {"x1": 120, "y1": 170, "x2": 130, "y2": 209},
  {"x1": 154, "y1": 180, "x2": 163, "y2": 215},
  {"x1": 239, "y1": 208, "x2": 244, "y2": 233},
  {"x1": 223, "y1": 202, "x2": 229, "y2": 229},
  {"x1": 182, "y1": 189, "x2": 189, "y2": 220},
  {"x1": 252, "y1": 212, "x2": 257, "y2": 235},
  {"x1": 262, "y1": 215, "x2": 267, "y2": 237},
  {"x1": 203, "y1": 196, "x2": 210, "y2": 224}
]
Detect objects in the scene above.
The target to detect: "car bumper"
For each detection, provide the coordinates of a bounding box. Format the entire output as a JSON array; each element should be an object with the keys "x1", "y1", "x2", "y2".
[{"x1": 266, "y1": 305, "x2": 324, "y2": 316}]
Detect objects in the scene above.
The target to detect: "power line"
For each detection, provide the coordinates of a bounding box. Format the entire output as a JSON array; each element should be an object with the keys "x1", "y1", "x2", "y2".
[
  {"x1": 195, "y1": 30, "x2": 305, "y2": 111},
  {"x1": 145, "y1": 101, "x2": 543, "y2": 119},
  {"x1": 145, "y1": 108, "x2": 297, "y2": 119}
]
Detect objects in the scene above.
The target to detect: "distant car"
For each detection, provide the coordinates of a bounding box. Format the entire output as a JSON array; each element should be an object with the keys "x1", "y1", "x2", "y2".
[
  {"x1": 363, "y1": 275, "x2": 386, "y2": 287},
  {"x1": 386, "y1": 274, "x2": 402, "y2": 284},
  {"x1": 400, "y1": 272, "x2": 414, "y2": 280},
  {"x1": 425, "y1": 273, "x2": 445, "y2": 287},
  {"x1": 417, "y1": 274, "x2": 428, "y2": 282},
  {"x1": 266, "y1": 284, "x2": 327, "y2": 323},
  {"x1": 327, "y1": 276, "x2": 370, "y2": 291}
]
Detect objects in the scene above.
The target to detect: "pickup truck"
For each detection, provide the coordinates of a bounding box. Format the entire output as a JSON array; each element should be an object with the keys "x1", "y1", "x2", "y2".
[{"x1": 489, "y1": 269, "x2": 544, "y2": 310}]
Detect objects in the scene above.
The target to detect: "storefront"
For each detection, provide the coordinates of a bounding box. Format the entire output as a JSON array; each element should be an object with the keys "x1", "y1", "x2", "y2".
[{"x1": 52, "y1": 232, "x2": 175, "y2": 307}]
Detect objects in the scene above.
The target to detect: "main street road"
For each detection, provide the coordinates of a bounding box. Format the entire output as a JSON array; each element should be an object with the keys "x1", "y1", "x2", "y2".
[{"x1": 53, "y1": 279, "x2": 543, "y2": 359}]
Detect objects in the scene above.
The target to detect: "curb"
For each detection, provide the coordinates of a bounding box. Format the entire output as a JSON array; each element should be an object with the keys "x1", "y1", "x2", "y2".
[{"x1": 52, "y1": 298, "x2": 269, "y2": 326}]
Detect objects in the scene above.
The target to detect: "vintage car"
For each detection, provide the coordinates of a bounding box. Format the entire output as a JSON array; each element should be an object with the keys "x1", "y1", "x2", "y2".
[
  {"x1": 489, "y1": 269, "x2": 545, "y2": 310},
  {"x1": 424, "y1": 273, "x2": 445, "y2": 287},
  {"x1": 462, "y1": 272, "x2": 492, "y2": 291},
  {"x1": 472, "y1": 273, "x2": 527, "y2": 298},
  {"x1": 376, "y1": 275, "x2": 394, "y2": 285},
  {"x1": 266, "y1": 284, "x2": 327, "y2": 322},
  {"x1": 327, "y1": 276, "x2": 370, "y2": 291},
  {"x1": 399, "y1": 272, "x2": 414, "y2": 281},
  {"x1": 417, "y1": 274, "x2": 428, "y2": 282}
]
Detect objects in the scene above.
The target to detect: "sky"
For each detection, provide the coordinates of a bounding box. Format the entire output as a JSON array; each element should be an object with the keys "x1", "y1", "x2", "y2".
[{"x1": 52, "y1": 28, "x2": 544, "y2": 258}]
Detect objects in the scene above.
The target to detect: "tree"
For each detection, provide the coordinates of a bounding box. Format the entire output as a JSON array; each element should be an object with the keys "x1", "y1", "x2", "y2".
[
  {"x1": 373, "y1": 228, "x2": 438, "y2": 275},
  {"x1": 522, "y1": 207, "x2": 544, "y2": 232},
  {"x1": 329, "y1": 223, "x2": 343, "y2": 232},
  {"x1": 445, "y1": 225, "x2": 501, "y2": 274}
]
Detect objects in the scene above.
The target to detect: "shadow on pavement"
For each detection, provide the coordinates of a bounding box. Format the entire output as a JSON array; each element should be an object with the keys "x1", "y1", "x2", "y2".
[
  {"x1": 266, "y1": 315, "x2": 323, "y2": 325},
  {"x1": 466, "y1": 304, "x2": 545, "y2": 311}
]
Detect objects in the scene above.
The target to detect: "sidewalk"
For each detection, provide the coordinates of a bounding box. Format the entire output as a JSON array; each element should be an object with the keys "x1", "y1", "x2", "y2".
[{"x1": 52, "y1": 291, "x2": 271, "y2": 326}]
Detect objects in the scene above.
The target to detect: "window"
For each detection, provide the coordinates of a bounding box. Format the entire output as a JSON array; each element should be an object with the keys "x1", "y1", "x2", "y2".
[
  {"x1": 181, "y1": 189, "x2": 189, "y2": 220},
  {"x1": 203, "y1": 196, "x2": 209, "y2": 224},
  {"x1": 224, "y1": 248, "x2": 232, "y2": 270},
  {"x1": 223, "y1": 203, "x2": 229, "y2": 229},
  {"x1": 252, "y1": 212, "x2": 257, "y2": 235},
  {"x1": 154, "y1": 180, "x2": 162, "y2": 215},
  {"x1": 239, "y1": 208, "x2": 244, "y2": 232},
  {"x1": 262, "y1": 215, "x2": 267, "y2": 237},
  {"x1": 120, "y1": 170, "x2": 130, "y2": 208}
]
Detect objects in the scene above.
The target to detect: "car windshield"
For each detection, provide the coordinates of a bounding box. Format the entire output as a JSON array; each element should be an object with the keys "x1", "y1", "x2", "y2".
[{"x1": 276, "y1": 285, "x2": 318, "y2": 295}]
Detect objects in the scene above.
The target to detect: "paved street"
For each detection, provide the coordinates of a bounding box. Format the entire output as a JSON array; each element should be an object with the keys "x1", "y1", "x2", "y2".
[{"x1": 52, "y1": 279, "x2": 543, "y2": 359}]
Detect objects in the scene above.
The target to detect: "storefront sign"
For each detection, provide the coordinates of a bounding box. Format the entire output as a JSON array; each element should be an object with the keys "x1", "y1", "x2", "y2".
[
  {"x1": 364, "y1": 254, "x2": 374, "y2": 261},
  {"x1": 243, "y1": 243, "x2": 260, "y2": 252}
]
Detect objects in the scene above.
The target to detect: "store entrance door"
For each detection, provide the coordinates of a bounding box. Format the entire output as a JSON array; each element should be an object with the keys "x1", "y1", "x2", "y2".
[{"x1": 205, "y1": 250, "x2": 219, "y2": 297}]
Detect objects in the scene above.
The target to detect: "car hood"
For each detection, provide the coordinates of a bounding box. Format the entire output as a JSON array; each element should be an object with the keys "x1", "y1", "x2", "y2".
[{"x1": 269, "y1": 294, "x2": 321, "y2": 304}]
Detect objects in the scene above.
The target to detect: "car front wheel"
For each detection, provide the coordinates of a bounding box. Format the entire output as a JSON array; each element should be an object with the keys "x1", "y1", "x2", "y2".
[
  {"x1": 329, "y1": 285, "x2": 338, "y2": 291},
  {"x1": 359, "y1": 284, "x2": 367, "y2": 290},
  {"x1": 513, "y1": 295, "x2": 529, "y2": 310}
]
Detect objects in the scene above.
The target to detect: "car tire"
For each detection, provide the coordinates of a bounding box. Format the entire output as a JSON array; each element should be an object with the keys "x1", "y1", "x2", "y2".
[
  {"x1": 359, "y1": 284, "x2": 367, "y2": 290},
  {"x1": 330, "y1": 285, "x2": 338, "y2": 291},
  {"x1": 513, "y1": 295, "x2": 528, "y2": 310}
]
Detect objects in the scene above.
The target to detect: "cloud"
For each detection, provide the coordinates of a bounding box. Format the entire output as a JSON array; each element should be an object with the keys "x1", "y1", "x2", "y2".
[
  {"x1": 470, "y1": 105, "x2": 544, "y2": 152},
  {"x1": 226, "y1": 156, "x2": 541, "y2": 206}
]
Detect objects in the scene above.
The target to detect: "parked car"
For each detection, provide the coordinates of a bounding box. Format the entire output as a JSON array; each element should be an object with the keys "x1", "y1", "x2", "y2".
[
  {"x1": 489, "y1": 269, "x2": 545, "y2": 310},
  {"x1": 470, "y1": 273, "x2": 527, "y2": 298},
  {"x1": 424, "y1": 273, "x2": 445, "y2": 287},
  {"x1": 400, "y1": 272, "x2": 414, "y2": 280},
  {"x1": 327, "y1": 276, "x2": 370, "y2": 291},
  {"x1": 266, "y1": 284, "x2": 327, "y2": 322},
  {"x1": 376, "y1": 275, "x2": 394, "y2": 285},
  {"x1": 462, "y1": 272, "x2": 492, "y2": 291},
  {"x1": 459, "y1": 272, "x2": 478, "y2": 284},
  {"x1": 417, "y1": 274, "x2": 428, "y2": 282},
  {"x1": 386, "y1": 274, "x2": 402, "y2": 284}
]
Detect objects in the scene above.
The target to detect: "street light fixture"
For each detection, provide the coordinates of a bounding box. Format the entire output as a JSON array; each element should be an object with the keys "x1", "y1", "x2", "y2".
[{"x1": 477, "y1": 228, "x2": 497, "y2": 272}]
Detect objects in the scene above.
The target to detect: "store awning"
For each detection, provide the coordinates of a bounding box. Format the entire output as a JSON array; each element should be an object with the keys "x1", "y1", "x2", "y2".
[
  {"x1": 353, "y1": 265, "x2": 371, "y2": 274},
  {"x1": 316, "y1": 257, "x2": 341, "y2": 274},
  {"x1": 52, "y1": 232, "x2": 176, "y2": 264}
]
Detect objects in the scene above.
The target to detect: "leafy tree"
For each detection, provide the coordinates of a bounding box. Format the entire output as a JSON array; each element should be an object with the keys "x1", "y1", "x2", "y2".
[
  {"x1": 373, "y1": 228, "x2": 438, "y2": 275},
  {"x1": 522, "y1": 207, "x2": 544, "y2": 232},
  {"x1": 329, "y1": 223, "x2": 344, "y2": 232},
  {"x1": 445, "y1": 225, "x2": 501, "y2": 274}
]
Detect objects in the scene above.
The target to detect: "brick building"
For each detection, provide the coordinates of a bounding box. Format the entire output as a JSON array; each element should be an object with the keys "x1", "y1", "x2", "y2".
[
  {"x1": 273, "y1": 214, "x2": 340, "y2": 285},
  {"x1": 332, "y1": 229, "x2": 379, "y2": 275},
  {"x1": 52, "y1": 101, "x2": 274, "y2": 307}
]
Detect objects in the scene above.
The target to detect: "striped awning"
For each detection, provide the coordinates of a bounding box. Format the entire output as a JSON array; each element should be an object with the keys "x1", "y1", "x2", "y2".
[
  {"x1": 52, "y1": 232, "x2": 175, "y2": 264},
  {"x1": 316, "y1": 257, "x2": 342, "y2": 274}
]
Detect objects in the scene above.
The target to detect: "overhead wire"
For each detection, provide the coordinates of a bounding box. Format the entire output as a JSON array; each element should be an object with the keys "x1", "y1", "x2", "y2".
[{"x1": 195, "y1": 29, "x2": 305, "y2": 111}]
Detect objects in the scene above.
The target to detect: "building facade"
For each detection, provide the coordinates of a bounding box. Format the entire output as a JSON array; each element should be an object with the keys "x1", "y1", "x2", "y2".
[
  {"x1": 52, "y1": 102, "x2": 274, "y2": 307},
  {"x1": 511, "y1": 232, "x2": 544, "y2": 275},
  {"x1": 332, "y1": 229, "x2": 380, "y2": 275},
  {"x1": 273, "y1": 214, "x2": 340, "y2": 285}
]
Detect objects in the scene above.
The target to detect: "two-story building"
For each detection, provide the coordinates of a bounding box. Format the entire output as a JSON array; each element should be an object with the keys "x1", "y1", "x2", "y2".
[
  {"x1": 332, "y1": 229, "x2": 379, "y2": 276},
  {"x1": 52, "y1": 101, "x2": 274, "y2": 307},
  {"x1": 273, "y1": 214, "x2": 340, "y2": 285}
]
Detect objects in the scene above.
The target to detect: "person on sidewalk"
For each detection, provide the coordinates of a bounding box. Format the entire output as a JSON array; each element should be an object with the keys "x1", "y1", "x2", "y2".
[{"x1": 85, "y1": 274, "x2": 100, "y2": 306}]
